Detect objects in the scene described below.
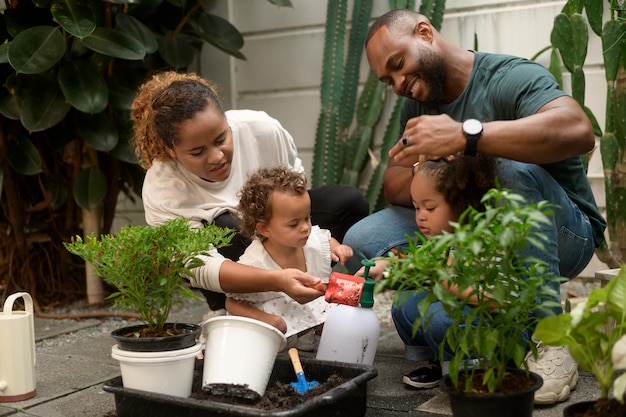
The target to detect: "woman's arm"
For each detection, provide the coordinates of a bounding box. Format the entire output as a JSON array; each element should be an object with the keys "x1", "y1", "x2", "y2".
[{"x1": 190, "y1": 254, "x2": 324, "y2": 304}]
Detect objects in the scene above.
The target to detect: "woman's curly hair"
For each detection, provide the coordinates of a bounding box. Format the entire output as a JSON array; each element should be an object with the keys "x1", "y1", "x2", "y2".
[
  {"x1": 416, "y1": 153, "x2": 497, "y2": 218},
  {"x1": 237, "y1": 166, "x2": 308, "y2": 239},
  {"x1": 130, "y1": 71, "x2": 224, "y2": 169}
]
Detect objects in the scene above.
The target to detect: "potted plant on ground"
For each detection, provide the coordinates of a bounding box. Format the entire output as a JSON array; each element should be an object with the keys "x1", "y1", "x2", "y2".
[
  {"x1": 64, "y1": 217, "x2": 233, "y2": 396},
  {"x1": 380, "y1": 187, "x2": 562, "y2": 417},
  {"x1": 534, "y1": 264, "x2": 626, "y2": 417}
]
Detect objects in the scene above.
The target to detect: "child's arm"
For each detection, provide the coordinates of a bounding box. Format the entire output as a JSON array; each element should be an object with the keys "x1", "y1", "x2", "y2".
[
  {"x1": 355, "y1": 259, "x2": 389, "y2": 281},
  {"x1": 225, "y1": 297, "x2": 288, "y2": 333},
  {"x1": 329, "y1": 237, "x2": 353, "y2": 265}
]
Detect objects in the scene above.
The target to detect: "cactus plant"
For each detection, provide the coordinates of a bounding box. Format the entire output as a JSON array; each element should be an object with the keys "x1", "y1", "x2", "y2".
[{"x1": 538, "y1": 0, "x2": 626, "y2": 267}]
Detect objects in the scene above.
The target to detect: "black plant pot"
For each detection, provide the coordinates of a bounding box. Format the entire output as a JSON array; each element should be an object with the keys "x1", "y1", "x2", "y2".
[
  {"x1": 563, "y1": 401, "x2": 595, "y2": 417},
  {"x1": 111, "y1": 323, "x2": 201, "y2": 352},
  {"x1": 439, "y1": 369, "x2": 543, "y2": 417}
]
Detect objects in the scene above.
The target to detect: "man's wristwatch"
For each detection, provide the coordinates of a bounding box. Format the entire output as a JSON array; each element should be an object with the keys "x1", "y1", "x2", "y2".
[{"x1": 462, "y1": 119, "x2": 483, "y2": 156}]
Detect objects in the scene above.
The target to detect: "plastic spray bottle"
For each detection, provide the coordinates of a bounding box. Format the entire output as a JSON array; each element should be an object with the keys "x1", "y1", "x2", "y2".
[{"x1": 315, "y1": 260, "x2": 380, "y2": 366}]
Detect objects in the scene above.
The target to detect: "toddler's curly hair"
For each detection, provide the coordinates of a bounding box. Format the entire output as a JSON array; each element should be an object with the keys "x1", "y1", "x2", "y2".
[
  {"x1": 130, "y1": 71, "x2": 224, "y2": 169},
  {"x1": 238, "y1": 167, "x2": 308, "y2": 239},
  {"x1": 415, "y1": 153, "x2": 496, "y2": 218}
]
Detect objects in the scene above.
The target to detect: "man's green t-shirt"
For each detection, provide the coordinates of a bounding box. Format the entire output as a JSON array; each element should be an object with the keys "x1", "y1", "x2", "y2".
[{"x1": 400, "y1": 51, "x2": 606, "y2": 247}]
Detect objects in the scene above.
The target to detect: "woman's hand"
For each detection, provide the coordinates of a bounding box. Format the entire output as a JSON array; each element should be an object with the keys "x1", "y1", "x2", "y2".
[{"x1": 276, "y1": 268, "x2": 325, "y2": 304}]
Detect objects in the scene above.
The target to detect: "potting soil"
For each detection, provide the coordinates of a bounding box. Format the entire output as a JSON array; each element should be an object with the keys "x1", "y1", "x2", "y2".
[{"x1": 191, "y1": 373, "x2": 348, "y2": 410}]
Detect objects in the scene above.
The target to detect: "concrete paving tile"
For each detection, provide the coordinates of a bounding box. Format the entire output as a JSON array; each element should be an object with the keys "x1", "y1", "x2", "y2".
[
  {"x1": 21, "y1": 385, "x2": 116, "y2": 417},
  {"x1": 3, "y1": 352, "x2": 119, "y2": 415}
]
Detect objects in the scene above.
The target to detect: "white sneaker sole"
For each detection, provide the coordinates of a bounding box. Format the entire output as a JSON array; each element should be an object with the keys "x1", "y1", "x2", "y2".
[
  {"x1": 402, "y1": 376, "x2": 439, "y2": 389},
  {"x1": 533, "y1": 369, "x2": 579, "y2": 405}
]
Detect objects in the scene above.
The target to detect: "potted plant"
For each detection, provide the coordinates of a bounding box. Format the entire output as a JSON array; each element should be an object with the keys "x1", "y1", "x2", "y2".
[
  {"x1": 534, "y1": 264, "x2": 626, "y2": 417},
  {"x1": 380, "y1": 187, "x2": 562, "y2": 417},
  {"x1": 64, "y1": 217, "x2": 233, "y2": 396}
]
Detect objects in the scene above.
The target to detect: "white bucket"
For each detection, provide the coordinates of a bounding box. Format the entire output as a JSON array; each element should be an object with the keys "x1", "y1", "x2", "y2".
[
  {"x1": 111, "y1": 341, "x2": 201, "y2": 397},
  {"x1": 202, "y1": 316, "x2": 286, "y2": 399}
]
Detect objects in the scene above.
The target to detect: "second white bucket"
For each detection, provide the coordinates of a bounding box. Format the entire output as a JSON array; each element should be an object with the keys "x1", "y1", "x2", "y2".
[
  {"x1": 111, "y1": 341, "x2": 201, "y2": 397},
  {"x1": 202, "y1": 316, "x2": 286, "y2": 400}
]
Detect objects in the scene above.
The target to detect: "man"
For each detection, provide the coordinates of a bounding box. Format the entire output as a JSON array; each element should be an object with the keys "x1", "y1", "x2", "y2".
[{"x1": 344, "y1": 9, "x2": 606, "y2": 405}]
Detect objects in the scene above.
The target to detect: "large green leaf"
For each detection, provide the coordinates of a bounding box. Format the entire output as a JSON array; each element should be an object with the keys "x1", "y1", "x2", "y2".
[
  {"x1": 75, "y1": 112, "x2": 119, "y2": 152},
  {"x1": 20, "y1": 80, "x2": 71, "y2": 132},
  {"x1": 0, "y1": 44, "x2": 9, "y2": 64},
  {"x1": 116, "y1": 14, "x2": 158, "y2": 54},
  {"x1": 107, "y1": 82, "x2": 136, "y2": 111},
  {"x1": 194, "y1": 13, "x2": 246, "y2": 59},
  {"x1": 109, "y1": 137, "x2": 137, "y2": 164},
  {"x1": 8, "y1": 26, "x2": 65, "y2": 74},
  {"x1": 158, "y1": 33, "x2": 197, "y2": 69},
  {"x1": 51, "y1": 0, "x2": 97, "y2": 39},
  {"x1": 7, "y1": 135, "x2": 43, "y2": 176},
  {"x1": 80, "y1": 27, "x2": 145, "y2": 60},
  {"x1": 58, "y1": 61, "x2": 108, "y2": 113},
  {"x1": 0, "y1": 87, "x2": 20, "y2": 120},
  {"x1": 44, "y1": 173, "x2": 69, "y2": 211},
  {"x1": 73, "y1": 166, "x2": 108, "y2": 210}
]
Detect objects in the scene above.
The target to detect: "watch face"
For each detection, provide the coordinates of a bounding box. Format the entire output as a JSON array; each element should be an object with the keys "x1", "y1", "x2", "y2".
[{"x1": 463, "y1": 119, "x2": 482, "y2": 136}]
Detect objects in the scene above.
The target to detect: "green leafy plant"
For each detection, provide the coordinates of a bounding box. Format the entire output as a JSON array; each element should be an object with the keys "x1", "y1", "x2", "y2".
[
  {"x1": 0, "y1": 0, "x2": 288, "y2": 306},
  {"x1": 534, "y1": 265, "x2": 626, "y2": 404},
  {"x1": 64, "y1": 217, "x2": 234, "y2": 334},
  {"x1": 379, "y1": 188, "x2": 562, "y2": 393}
]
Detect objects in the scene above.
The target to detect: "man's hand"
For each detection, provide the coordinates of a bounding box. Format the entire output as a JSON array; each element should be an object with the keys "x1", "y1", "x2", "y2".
[{"x1": 389, "y1": 114, "x2": 463, "y2": 165}]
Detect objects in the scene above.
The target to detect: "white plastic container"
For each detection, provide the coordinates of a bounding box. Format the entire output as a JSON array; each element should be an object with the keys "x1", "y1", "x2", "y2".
[
  {"x1": 111, "y1": 341, "x2": 201, "y2": 397},
  {"x1": 202, "y1": 316, "x2": 286, "y2": 400},
  {"x1": 316, "y1": 264, "x2": 380, "y2": 366}
]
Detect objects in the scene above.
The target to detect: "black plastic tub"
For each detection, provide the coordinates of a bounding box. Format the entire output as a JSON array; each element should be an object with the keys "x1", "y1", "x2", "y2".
[{"x1": 103, "y1": 355, "x2": 378, "y2": 417}]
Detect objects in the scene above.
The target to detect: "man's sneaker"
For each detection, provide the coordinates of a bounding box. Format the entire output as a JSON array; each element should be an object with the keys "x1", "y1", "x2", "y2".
[
  {"x1": 525, "y1": 339, "x2": 578, "y2": 405},
  {"x1": 402, "y1": 360, "x2": 442, "y2": 389}
]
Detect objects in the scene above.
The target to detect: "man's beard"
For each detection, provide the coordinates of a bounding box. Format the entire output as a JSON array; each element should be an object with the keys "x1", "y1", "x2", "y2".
[{"x1": 418, "y1": 48, "x2": 446, "y2": 109}]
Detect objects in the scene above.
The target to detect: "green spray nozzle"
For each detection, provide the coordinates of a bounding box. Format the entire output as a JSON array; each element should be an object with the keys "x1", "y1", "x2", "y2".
[{"x1": 360, "y1": 259, "x2": 376, "y2": 308}]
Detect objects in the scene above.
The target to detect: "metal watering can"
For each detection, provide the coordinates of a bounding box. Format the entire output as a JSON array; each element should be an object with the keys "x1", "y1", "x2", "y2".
[{"x1": 0, "y1": 292, "x2": 36, "y2": 402}]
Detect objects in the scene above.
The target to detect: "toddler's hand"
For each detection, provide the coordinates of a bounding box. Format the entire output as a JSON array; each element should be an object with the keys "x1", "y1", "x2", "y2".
[{"x1": 331, "y1": 244, "x2": 353, "y2": 265}]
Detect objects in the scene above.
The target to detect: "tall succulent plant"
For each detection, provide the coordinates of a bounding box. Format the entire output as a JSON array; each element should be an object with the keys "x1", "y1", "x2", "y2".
[
  {"x1": 542, "y1": 0, "x2": 626, "y2": 266},
  {"x1": 312, "y1": 0, "x2": 446, "y2": 211}
]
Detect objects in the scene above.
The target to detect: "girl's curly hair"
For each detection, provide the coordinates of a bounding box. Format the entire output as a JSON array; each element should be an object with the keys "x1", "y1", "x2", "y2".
[
  {"x1": 415, "y1": 153, "x2": 496, "y2": 218},
  {"x1": 130, "y1": 71, "x2": 224, "y2": 169},
  {"x1": 237, "y1": 167, "x2": 308, "y2": 239}
]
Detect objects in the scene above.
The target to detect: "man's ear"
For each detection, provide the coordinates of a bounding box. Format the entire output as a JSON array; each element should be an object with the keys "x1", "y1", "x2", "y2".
[{"x1": 416, "y1": 20, "x2": 433, "y2": 42}]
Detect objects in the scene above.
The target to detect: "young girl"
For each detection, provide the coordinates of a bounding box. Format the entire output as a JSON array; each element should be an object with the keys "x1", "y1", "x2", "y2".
[
  {"x1": 130, "y1": 71, "x2": 368, "y2": 311},
  {"x1": 357, "y1": 153, "x2": 496, "y2": 388},
  {"x1": 395, "y1": 154, "x2": 497, "y2": 389},
  {"x1": 226, "y1": 167, "x2": 353, "y2": 349}
]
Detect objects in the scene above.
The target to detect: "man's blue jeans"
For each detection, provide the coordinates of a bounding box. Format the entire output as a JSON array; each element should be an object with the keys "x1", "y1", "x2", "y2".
[{"x1": 343, "y1": 160, "x2": 596, "y2": 358}]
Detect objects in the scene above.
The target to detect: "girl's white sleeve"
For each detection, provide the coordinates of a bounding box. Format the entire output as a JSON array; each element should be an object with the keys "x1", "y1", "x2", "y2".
[{"x1": 188, "y1": 248, "x2": 227, "y2": 292}]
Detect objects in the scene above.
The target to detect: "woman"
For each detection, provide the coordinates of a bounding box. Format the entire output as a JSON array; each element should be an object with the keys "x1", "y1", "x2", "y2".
[{"x1": 130, "y1": 71, "x2": 368, "y2": 310}]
